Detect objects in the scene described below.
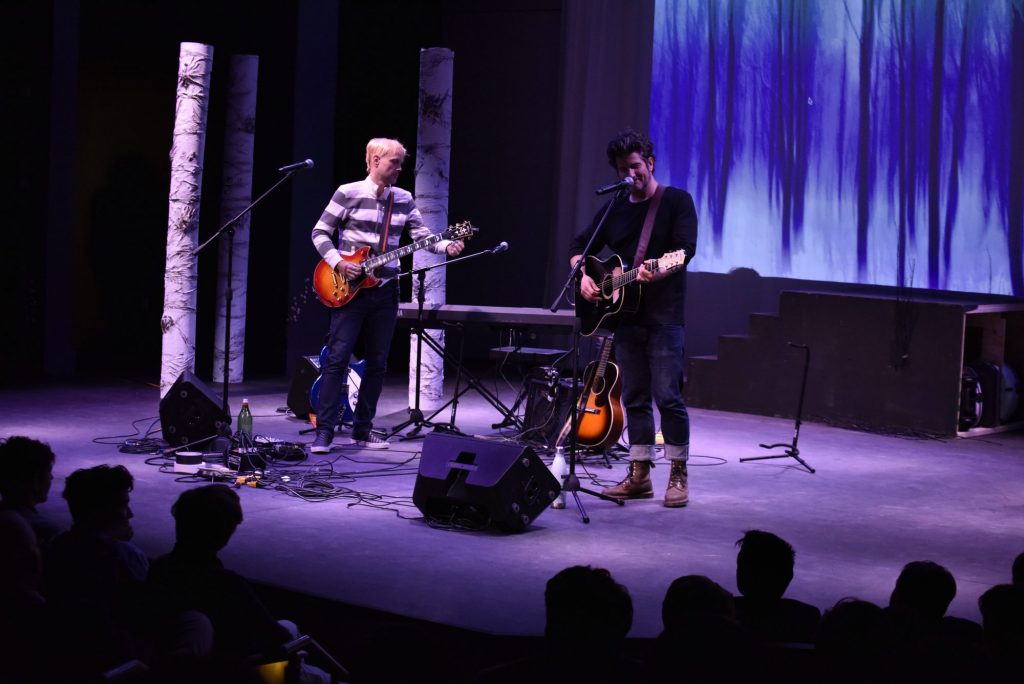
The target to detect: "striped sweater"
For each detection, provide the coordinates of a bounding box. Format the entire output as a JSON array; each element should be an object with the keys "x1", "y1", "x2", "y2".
[{"x1": 311, "y1": 177, "x2": 449, "y2": 282}]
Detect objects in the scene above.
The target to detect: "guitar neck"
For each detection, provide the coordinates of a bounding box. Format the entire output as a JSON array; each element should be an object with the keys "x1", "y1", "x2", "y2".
[
  {"x1": 609, "y1": 260, "x2": 656, "y2": 291},
  {"x1": 363, "y1": 233, "x2": 443, "y2": 271},
  {"x1": 593, "y1": 336, "x2": 614, "y2": 378}
]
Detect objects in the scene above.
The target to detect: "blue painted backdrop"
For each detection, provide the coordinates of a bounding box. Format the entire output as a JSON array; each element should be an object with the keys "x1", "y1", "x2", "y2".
[{"x1": 651, "y1": 0, "x2": 1024, "y2": 295}]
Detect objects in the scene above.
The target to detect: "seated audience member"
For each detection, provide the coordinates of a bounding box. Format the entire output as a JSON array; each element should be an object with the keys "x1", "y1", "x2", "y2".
[
  {"x1": 0, "y1": 511, "x2": 51, "y2": 683},
  {"x1": 649, "y1": 575, "x2": 751, "y2": 681},
  {"x1": 885, "y1": 560, "x2": 984, "y2": 680},
  {"x1": 977, "y1": 584, "x2": 1024, "y2": 679},
  {"x1": 734, "y1": 529, "x2": 820, "y2": 644},
  {"x1": 149, "y1": 485, "x2": 292, "y2": 658},
  {"x1": 816, "y1": 598, "x2": 891, "y2": 683},
  {"x1": 0, "y1": 436, "x2": 62, "y2": 546},
  {"x1": 44, "y1": 464, "x2": 209, "y2": 672},
  {"x1": 1013, "y1": 551, "x2": 1024, "y2": 587},
  {"x1": 475, "y1": 565, "x2": 636, "y2": 683},
  {"x1": 44, "y1": 464, "x2": 148, "y2": 605}
]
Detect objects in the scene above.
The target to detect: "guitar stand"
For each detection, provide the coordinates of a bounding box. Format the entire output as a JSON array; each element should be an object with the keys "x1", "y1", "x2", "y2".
[{"x1": 740, "y1": 342, "x2": 816, "y2": 473}]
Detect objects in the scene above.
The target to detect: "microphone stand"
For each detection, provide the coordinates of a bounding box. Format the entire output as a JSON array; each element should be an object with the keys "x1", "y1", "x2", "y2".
[
  {"x1": 389, "y1": 245, "x2": 509, "y2": 440},
  {"x1": 194, "y1": 168, "x2": 305, "y2": 415},
  {"x1": 548, "y1": 189, "x2": 628, "y2": 523}
]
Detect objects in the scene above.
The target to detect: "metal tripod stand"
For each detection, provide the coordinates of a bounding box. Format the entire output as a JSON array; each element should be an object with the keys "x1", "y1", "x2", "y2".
[{"x1": 741, "y1": 342, "x2": 816, "y2": 473}]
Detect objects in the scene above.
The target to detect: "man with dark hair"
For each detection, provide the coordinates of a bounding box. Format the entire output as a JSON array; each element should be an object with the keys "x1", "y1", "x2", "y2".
[
  {"x1": 0, "y1": 435, "x2": 61, "y2": 545},
  {"x1": 648, "y1": 575, "x2": 750, "y2": 680},
  {"x1": 734, "y1": 529, "x2": 820, "y2": 643},
  {"x1": 476, "y1": 565, "x2": 636, "y2": 682},
  {"x1": 885, "y1": 560, "x2": 984, "y2": 680},
  {"x1": 43, "y1": 465, "x2": 212, "y2": 673},
  {"x1": 149, "y1": 485, "x2": 292, "y2": 658},
  {"x1": 569, "y1": 128, "x2": 698, "y2": 507},
  {"x1": 544, "y1": 565, "x2": 633, "y2": 645},
  {"x1": 45, "y1": 464, "x2": 147, "y2": 600},
  {"x1": 1012, "y1": 550, "x2": 1024, "y2": 587}
]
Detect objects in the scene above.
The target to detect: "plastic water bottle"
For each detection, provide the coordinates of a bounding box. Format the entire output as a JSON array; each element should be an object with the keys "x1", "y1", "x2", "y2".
[
  {"x1": 238, "y1": 399, "x2": 253, "y2": 437},
  {"x1": 550, "y1": 446, "x2": 567, "y2": 509}
]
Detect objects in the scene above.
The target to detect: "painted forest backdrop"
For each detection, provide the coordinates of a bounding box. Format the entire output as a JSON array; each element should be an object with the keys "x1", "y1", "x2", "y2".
[{"x1": 650, "y1": 0, "x2": 1024, "y2": 295}]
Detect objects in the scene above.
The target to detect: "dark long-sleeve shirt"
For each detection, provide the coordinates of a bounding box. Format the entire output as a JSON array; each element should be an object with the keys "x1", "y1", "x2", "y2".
[{"x1": 569, "y1": 185, "x2": 698, "y2": 325}]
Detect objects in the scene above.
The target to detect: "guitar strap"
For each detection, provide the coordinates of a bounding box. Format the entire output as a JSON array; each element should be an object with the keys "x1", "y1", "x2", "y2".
[
  {"x1": 376, "y1": 189, "x2": 396, "y2": 255},
  {"x1": 632, "y1": 183, "x2": 666, "y2": 268}
]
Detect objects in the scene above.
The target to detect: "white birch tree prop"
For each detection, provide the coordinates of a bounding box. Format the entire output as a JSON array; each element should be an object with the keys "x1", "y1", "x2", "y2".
[
  {"x1": 410, "y1": 47, "x2": 454, "y2": 409},
  {"x1": 160, "y1": 42, "x2": 214, "y2": 398},
  {"x1": 212, "y1": 54, "x2": 258, "y2": 383}
]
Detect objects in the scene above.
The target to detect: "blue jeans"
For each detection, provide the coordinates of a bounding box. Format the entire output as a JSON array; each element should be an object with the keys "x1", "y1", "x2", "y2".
[
  {"x1": 316, "y1": 281, "x2": 398, "y2": 439},
  {"x1": 615, "y1": 323, "x2": 690, "y2": 449}
]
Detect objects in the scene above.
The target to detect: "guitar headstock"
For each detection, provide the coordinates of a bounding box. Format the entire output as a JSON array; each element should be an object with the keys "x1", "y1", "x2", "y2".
[
  {"x1": 443, "y1": 221, "x2": 478, "y2": 241},
  {"x1": 657, "y1": 249, "x2": 687, "y2": 270}
]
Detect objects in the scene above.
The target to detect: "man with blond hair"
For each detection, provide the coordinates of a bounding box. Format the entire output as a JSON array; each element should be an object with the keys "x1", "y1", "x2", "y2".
[{"x1": 311, "y1": 138, "x2": 464, "y2": 452}]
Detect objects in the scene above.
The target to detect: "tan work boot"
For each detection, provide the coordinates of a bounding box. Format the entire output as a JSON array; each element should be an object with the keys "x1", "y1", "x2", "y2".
[
  {"x1": 664, "y1": 459, "x2": 689, "y2": 507},
  {"x1": 601, "y1": 460, "x2": 654, "y2": 500}
]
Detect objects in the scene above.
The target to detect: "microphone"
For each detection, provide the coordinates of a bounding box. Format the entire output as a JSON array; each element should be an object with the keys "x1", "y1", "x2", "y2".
[
  {"x1": 595, "y1": 176, "x2": 636, "y2": 195},
  {"x1": 278, "y1": 159, "x2": 314, "y2": 173},
  {"x1": 492, "y1": 241, "x2": 509, "y2": 254}
]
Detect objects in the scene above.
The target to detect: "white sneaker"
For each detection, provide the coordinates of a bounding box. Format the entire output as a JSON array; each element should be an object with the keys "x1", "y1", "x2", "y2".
[{"x1": 353, "y1": 433, "x2": 390, "y2": 450}]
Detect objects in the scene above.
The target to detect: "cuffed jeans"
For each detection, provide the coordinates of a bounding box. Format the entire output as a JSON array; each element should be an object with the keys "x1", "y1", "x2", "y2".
[{"x1": 615, "y1": 323, "x2": 690, "y2": 460}]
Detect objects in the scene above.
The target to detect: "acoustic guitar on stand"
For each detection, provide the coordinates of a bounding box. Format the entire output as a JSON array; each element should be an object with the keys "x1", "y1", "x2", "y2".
[
  {"x1": 575, "y1": 249, "x2": 687, "y2": 336},
  {"x1": 555, "y1": 334, "x2": 624, "y2": 451},
  {"x1": 313, "y1": 221, "x2": 477, "y2": 308}
]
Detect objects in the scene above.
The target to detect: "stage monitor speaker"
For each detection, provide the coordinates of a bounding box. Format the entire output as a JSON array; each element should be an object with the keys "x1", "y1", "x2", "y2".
[
  {"x1": 287, "y1": 355, "x2": 321, "y2": 419},
  {"x1": 413, "y1": 433, "x2": 560, "y2": 532},
  {"x1": 159, "y1": 371, "x2": 231, "y2": 446}
]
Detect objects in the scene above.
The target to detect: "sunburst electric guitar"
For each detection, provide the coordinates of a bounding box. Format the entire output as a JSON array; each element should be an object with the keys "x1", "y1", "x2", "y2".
[
  {"x1": 554, "y1": 335, "x2": 625, "y2": 450},
  {"x1": 575, "y1": 249, "x2": 687, "y2": 336},
  {"x1": 313, "y1": 221, "x2": 477, "y2": 308}
]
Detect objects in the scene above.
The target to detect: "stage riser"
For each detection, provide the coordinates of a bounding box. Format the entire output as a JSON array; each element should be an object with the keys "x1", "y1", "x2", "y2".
[{"x1": 685, "y1": 291, "x2": 1023, "y2": 437}]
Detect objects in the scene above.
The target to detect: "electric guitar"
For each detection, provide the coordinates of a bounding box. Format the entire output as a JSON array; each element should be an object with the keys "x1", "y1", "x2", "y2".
[
  {"x1": 555, "y1": 335, "x2": 625, "y2": 450},
  {"x1": 575, "y1": 249, "x2": 687, "y2": 336},
  {"x1": 313, "y1": 221, "x2": 477, "y2": 308}
]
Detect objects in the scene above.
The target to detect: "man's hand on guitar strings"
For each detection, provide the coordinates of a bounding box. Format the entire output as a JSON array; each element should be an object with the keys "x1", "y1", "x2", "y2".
[{"x1": 335, "y1": 260, "x2": 362, "y2": 281}]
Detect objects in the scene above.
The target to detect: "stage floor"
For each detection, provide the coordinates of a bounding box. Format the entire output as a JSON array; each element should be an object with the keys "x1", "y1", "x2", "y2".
[{"x1": 2, "y1": 374, "x2": 1022, "y2": 637}]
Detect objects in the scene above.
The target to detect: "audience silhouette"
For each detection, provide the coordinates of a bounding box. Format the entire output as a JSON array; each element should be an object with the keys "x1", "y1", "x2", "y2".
[
  {"x1": 3, "y1": 439, "x2": 1019, "y2": 683},
  {"x1": 476, "y1": 565, "x2": 637, "y2": 683},
  {"x1": 734, "y1": 529, "x2": 820, "y2": 644},
  {"x1": 148, "y1": 484, "x2": 293, "y2": 658},
  {"x1": 0, "y1": 436, "x2": 62, "y2": 546},
  {"x1": 43, "y1": 464, "x2": 211, "y2": 678},
  {"x1": 817, "y1": 597, "x2": 891, "y2": 682},
  {"x1": 884, "y1": 560, "x2": 985, "y2": 681},
  {"x1": 647, "y1": 574, "x2": 750, "y2": 681}
]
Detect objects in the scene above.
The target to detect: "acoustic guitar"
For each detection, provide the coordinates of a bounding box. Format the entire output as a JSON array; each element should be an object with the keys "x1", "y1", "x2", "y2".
[
  {"x1": 555, "y1": 335, "x2": 624, "y2": 450},
  {"x1": 313, "y1": 221, "x2": 477, "y2": 308},
  {"x1": 575, "y1": 249, "x2": 687, "y2": 336}
]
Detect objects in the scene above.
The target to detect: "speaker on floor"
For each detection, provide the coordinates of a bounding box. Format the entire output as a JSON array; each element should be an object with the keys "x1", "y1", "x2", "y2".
[
  {"x1": 413, "y1": 432, "x2": 560, "y2": 532},
  {"x1": 159, "y1": 371, "x2": 231, "y2": 446},
  {"x1": 287, "y1": 355, "x2": 321, "y2": 420}
]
